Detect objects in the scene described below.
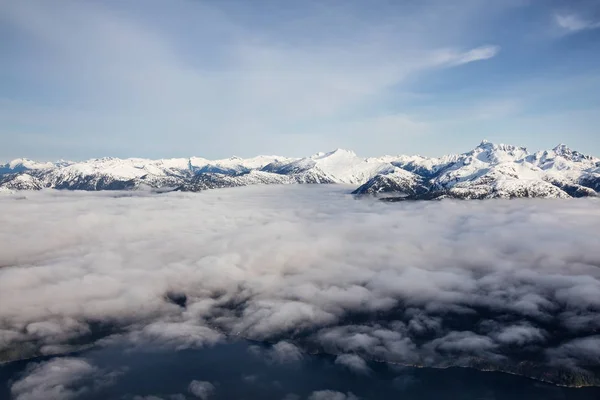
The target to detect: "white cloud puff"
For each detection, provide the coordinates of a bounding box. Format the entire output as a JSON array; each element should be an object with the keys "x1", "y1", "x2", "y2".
[
  {"x1": 307, "y1": 390, "x2": 359, "y2": 400},
  {"x1": 334, "y1": 354, "x2": 371, "y2": 374},
  {"x1": 10, "y1": 357, "x2": 121, "y2": 400},
  {"x1": 188, "y1": 380, "x2": 215, "y2": 399}
]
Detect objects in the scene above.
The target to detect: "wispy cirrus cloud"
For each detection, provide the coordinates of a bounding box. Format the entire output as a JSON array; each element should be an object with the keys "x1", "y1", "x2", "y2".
[
  {"x1": 435, "y1": 45, "x2": 500, "y2": 66},
  {"x1": 555, "y1": 13, "x2": 600, "y2": 32}
]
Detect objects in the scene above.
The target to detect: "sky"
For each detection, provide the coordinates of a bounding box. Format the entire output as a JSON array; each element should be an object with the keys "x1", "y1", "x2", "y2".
[{"x1": 1, "y1": 0, "x2": 600, "y2": 161}]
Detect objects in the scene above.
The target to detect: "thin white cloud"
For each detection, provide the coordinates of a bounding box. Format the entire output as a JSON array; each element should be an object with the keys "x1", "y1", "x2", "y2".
[
  {"x1": 555, "y1": 13, "x2": 600, "y2": 32},
  {"x1": 434, "y1": 45, "x2": 500, "y2": 67},
  {"x1": 457, "y1": 45, "x2": 500, "y2": 64}
]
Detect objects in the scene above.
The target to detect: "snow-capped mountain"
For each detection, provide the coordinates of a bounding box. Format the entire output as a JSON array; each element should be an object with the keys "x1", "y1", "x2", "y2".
[
  {"x1": 262, "y1": 149, "x2": 394, "y2": 184},
  {"x1": 355, "y1": 141, "x2": 600, "y2": 199},
  {"x1": 1, "y1": 141, "x2": 599, "y2": 199}
]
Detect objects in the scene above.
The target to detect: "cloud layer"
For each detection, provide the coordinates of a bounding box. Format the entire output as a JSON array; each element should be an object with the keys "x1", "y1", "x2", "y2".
[{"x1": 1, "y1": 186, "x2": 600, "y2": 385}]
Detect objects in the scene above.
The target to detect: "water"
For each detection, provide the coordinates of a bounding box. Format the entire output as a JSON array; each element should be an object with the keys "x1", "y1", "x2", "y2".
[{"x1": 2, "y1": 340, "x2": 599, "y2": 400}]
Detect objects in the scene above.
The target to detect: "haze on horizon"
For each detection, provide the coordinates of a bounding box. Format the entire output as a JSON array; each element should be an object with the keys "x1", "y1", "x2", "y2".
[{"x1": 1, "y1": 0, "x2": 600, "y2": 161}]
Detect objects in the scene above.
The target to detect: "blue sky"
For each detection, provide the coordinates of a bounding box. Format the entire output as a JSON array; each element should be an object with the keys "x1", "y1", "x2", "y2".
[{"x1": 1, "y1": 0, "x2": 600, "y2": 161}]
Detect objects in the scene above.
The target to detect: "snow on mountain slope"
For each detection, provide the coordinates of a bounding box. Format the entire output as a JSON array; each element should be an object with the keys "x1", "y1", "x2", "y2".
[
  {"x1": 32, "y1": 158, "x2": 186, "y2": 190},
  {"x1": 193, "y1": 155, "x2": 296, "y2": 175},
  {"x1": 0, "y1": 158, "x2": 62, "y2": 175},
  {"x1": 355, "y1": 141, "x2": 599, "y2": 199},
  {"x1": 524, "y1": 145, "x2": 600, "y2": 189},
  {"x1": 0, "y1": 155, "x2": 294, "y2": 191},
  {"x1": 179, "y1": 170, "x2": 295, "y2": 191},
  {"x1": 308, "y1": 149, "x2": 392, "y2": 184},
  {"x1": 180, "y1": 150, "x2": 383, "y2": 191},
  {"x1": 1, "y1": 142, "x2": 598, "y2": 199},
  {"x1": 54, "y1": 157, "x2": 168, "y2": 179},
  {"x1": 443, "y1": 167, "x2": 571, "y2": 199},
  {"x1": 430, "y1": 141, "x2": 532, "y2": 189},
  {"x1": 262, "y1": 149, "x2": 392, "y2": 184},
  {"x1": 351, "y1": 168, "x2": 428, "y2": 196},
  {"x1": 0, "y1": 173, "x2": 44, "y2": 191}
]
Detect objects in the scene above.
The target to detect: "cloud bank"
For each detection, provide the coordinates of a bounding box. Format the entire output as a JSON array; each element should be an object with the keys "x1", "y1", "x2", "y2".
[{"x1": 1, "y1": 186, "x2": 600, "y2": 385}]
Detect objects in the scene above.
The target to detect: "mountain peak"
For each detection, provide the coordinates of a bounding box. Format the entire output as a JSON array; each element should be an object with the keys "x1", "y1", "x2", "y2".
[
  {"x1": 6, "y1": 158, "x2": 55, "y2": 170},
  {"x1": 8, "y1": 158, "x2": 34, "y2": 166},
  {"x1": 553, "y1": 143, "x2": 571, "y2": 154},
  {"x1": 327, "y1": 148, "x2": 357, "y2": 157},
  {"x1": 473, "y1": 140, "x2": 526, "y2": 153},
  {"x1": 550, "y1": 143, "x2": 593, "y2": 162},
  {"x1": 1, "y1": 143, "x2": 598, "y2": 197},
  {"x1": 474, "y1": 140, "x2": 499, "y2": 151},
  {"x1": 312, "y1": 148, "x2": 357, "y2": 160}
]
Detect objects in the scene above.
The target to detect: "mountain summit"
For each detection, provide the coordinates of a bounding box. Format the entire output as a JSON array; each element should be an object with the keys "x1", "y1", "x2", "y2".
[{"x1": 1, "y1": 142, "x2": 598, "y2": 199}]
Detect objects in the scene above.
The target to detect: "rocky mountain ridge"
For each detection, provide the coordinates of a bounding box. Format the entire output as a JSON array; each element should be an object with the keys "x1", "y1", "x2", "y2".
[{"x1": 1, "y1": 141, "x2": 599, "y2": 199}]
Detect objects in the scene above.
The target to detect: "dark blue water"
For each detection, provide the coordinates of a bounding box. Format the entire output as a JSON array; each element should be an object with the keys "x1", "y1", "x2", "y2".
[{"x1": 2, "y1": 340, "x2": 599, "y2": 400}]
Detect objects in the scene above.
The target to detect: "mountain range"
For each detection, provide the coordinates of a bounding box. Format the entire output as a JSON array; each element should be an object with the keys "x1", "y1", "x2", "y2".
[{"x1": 1, "y1": 141, "x2": 599, "y2": 199}]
